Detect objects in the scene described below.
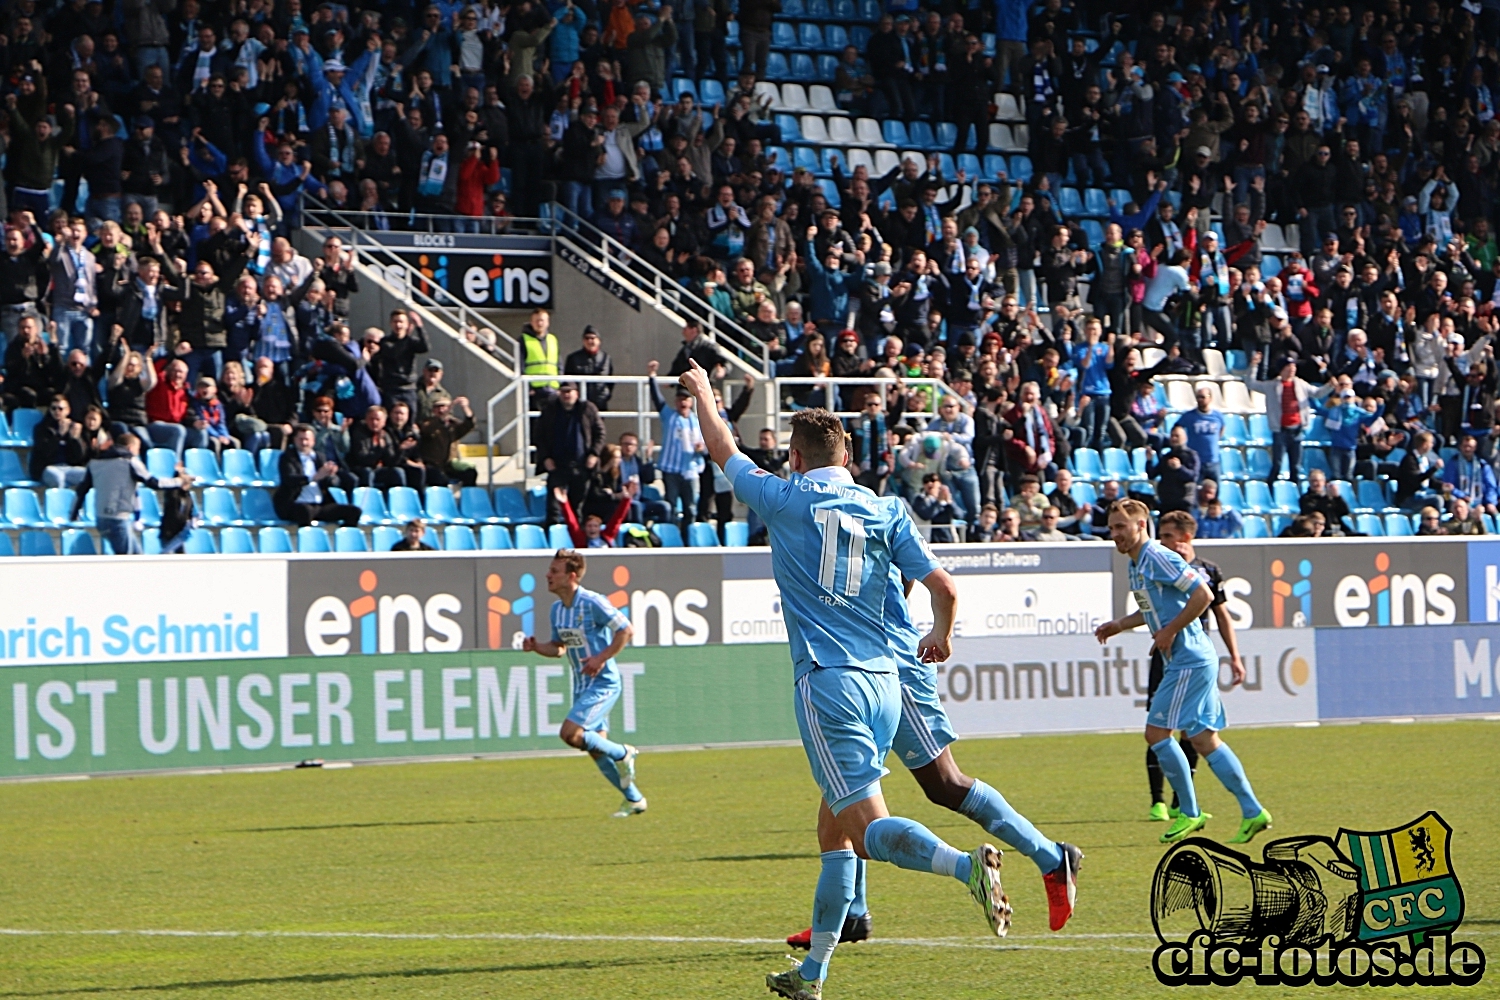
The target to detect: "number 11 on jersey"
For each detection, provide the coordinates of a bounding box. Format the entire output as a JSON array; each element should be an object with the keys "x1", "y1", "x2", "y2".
[{"x1": 813, "y1": 507, "x2": 867, "y2": 598}]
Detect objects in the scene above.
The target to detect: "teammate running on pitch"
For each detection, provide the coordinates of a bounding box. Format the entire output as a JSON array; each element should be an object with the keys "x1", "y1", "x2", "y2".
[
  {"x1": 1094, "y1": 500, "x2": 1272, "y2": 845},
  {"x1": 1143, "y1": 510, "x2": 1245, "y2": 823},
  {"x1": 522, "y1": 549, "x2": 647, "y2": 818},
  {"x1": 786, "y1": 574, "x2": 1082, "y2": 950},
  {"x1": 677, "y1": 360, "x2": 1007, "y2": 1000}
]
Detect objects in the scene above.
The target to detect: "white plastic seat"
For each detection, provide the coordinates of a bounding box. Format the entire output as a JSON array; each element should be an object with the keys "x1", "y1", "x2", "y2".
[
  {"x1": 1202, "y1": 348, "x2": 1227, "y2": 377},
  {"x1": 808, "y1": 84, "x2": 845, "y2": 114},
  {"x1": 778, "y1": 83, "x2": 809, "y2": 112},
  {"x1": 900, "y1": 149, "x2": 925, "y2": 169},
  {"x1": 1139, "y1": 347, "x2": 1166, "y2": 368},
  {"x1": 1259, "y1": 223, "x2": 1287, "y2": 251},
  {"x1": 996, "y1": 93, "x2": 1023, "y2": 121},
  {"x1": 845, "y1": 147, "x2": 875, "y2": 173},
  {"x1": 1282, "y1": 223, "x2": 1299, "y2": 249},
  {"x1": 989, "y1": 123, "x2": 1012, "y2": 150},
  {"x1": 1222, "y1": 381, "x2": 1255, "y2": 413},
  {"x1": 827, "y1": 116, "x2": 857, "y2": 144},
  {"x1": 755, "y1": 81, "x2": 781, "y2": 108},
  {"x1": 1009, "y1": 124, "x2": 1029, "y2": 151},
  {"x1": 799, "y1": 115, "x2": 830, "y2": 143},
  {"x1": 874, "y1": 148, "x2": 902, "y2": 174},
  {"x1": 856, "y1": 117, "x2": 890, "y2": 147},
  {"x1": 1165, "y1": 379, "x2": 1197, "y2": 411}
]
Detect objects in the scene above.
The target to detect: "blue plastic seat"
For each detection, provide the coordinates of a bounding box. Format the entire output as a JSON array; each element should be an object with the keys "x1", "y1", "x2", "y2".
[
  {"x1": 145, "y1": 448, "x2": 178, "y2": 481},
  {"x1": 670, "y1": 78, "x2": 697, "y2": 101},
  {"x1": 958, "y1": 153, "x2": 983, "y2": 178},
  {"x1": 1102, "y1": 447, "x2": 1133, "y2": 481},
  {"x1": 1302, "y1": 447, "x2": 1330, "y2": 479},
  {"x1": 183, "y1": 529, "x2": 218, "y2": 554},
  {"x1": 1084, "y1": 188, "x2": 1109, "y2": 216},
  {"x1": 220, "y1": 526, "x2": 257, "y2": 553},
  {"x1": 368, "y1": 525, "x2": 398, "y2": 550},
  {"x1": 257, "y1": 449, "x2": 281, "y2": 486},
  {"x1": 797, "y1": 23, "x2": 822, "y2": 49},
  {"x1": 858, "y1": 0, "x2": 880, "y2": 20},
  {"x1": 1009, "y1": 155, "x2": 1033, "y2": 182},
  {"x1": 815, "y1": 53, "x2": 839, "y2": 82},
  {"x1": 700, "y1": 78, "x2": 726, "y2": 105},
  {"x1": 1261, "y1": 254, "x2": 1282, "y2": 278},
  {"x1": 689, "y1": 522, "x2": 720, "y2": 547},
  {"x1": 387, "y1": 486, "x2": 426, "y2": 523},
  {"x1": 795, "y1": 145, "x2": 821, "y2": 175},
  {"x1": 297, "y1": 526, "x2": 331, "y2": 553},
  {"x1": 19, "y1": 530, "x2": 55, "y2": 556},
  {"x1": 766, "y1": 51, "x2": 791, "y2": 80},
  {"x1": 0, "y1": 531, "x2": 17, "y2": 556},
  {"x1": 0, "y1": 411, "x2": 17, "y2": 446},
  {"x1": 354, "y1": 486, "x2": 396, "y2": 525},
  {"x1": 1356, "y1": 513, "x2": 1386, "y2": 536},
  {"x1": 1243, "y1": 480, "x2": 1274, "y2": 514},
  {"x1": 444, "y1": 525, "x2": 477, "y2": 550},
  {"x1": 1246, "y1": 414, "x2": 1271, "y2": 446},
  {"x1": 514, "y1": 524, "x2": 548, "y2": 549},
  {"x1": 11, "y1": 409, "x2": 42, "y2": 442},
  {"x1": 141, "y1": 528, "x2": 161, "y2": 554},
  {"x1": 825, "y1": 24, "x2": 848, "y2": 48},
  {"x1": 934, "y1": 152, "x2": 957, "y2": 179},
  {"x1": 1241, "y1": 516, "x2": 1269, "y2": 538},
  {"x1": 1355, "y1": 479, "x2": 1393, "y2": 513},
  {"x1": 1220, "y1": 413, "x2": 1247, "y2": 446},
  {"x1": 480, "y1": 524, "x2": 513, "y2": 549},
  {"x1": 202, "y1": 487, "x2": 243, "y2": 526},
  {"x1": 1072, "y1": 448, "x2": 1104, "y2": 481},
  {"x1": 335, "y1": 526, "x2": 369, "y2": 551},
  {"x1": 1219, "y1": 449, "x2": 1247, "y2": 481},
  {"x1": 776, "y1": 113, "x2": 804, "y2": 143},
  {"x1": 724, "y1": 521, "x2": 749, "y2": 546},
  {"x1": 1079, "y1": 219, "x2": 1105, "y2": 246},
  {"x1": 240, "y1": 489, "x2": 283, "y2": 525},
  {"x1": 221, "y1": 449, "x2": 259, "y2": 486},
  {"x1": 259, "y1": 526, "x2": 293, "y2": 553},
  {"x1": 1267, "y1": 514, "x2": 1291, "y2": 536},
  {"x1": 61, "y1": 528, "x2": 96, "y2": 555},
  {"x1": 782, "y1": 0, "x2": 805, "y2": 15},
  {"x1": 1305, "y1": 415, "x2": 1328, "y2": 446},
  {"x1": 806, "y1": 0, "x2": 830, "y2": 17},
  {"x1": 6, "y1": 488, "x2": 47, "y2": 527},
  {"x1": 1059, "y1": 188, "x2": 1085, "y2": 217},
  {"x1": 424, "y1": 487, "x2": 471, "y2": 524},
  {"x1": 1070, "y1": 482, "x2": 1098, "y2": 506},
  {"x1": 832, "y1": 0, "x2": 855, "y2": 19},
  {"x1": 655, "y1": 523, "x2": 684, "y2": 548},
  {"x1": 493, "y1": 487, "x2": 539, "y2": 524},
  {"x1": 983, "y1": 154, "x2": 1008, "y2": 180},
  {"x1": 44, "y1": 487, "x2": 81, "y2": 526},
  {"x1": 1272, "y1": 480, "x2": 1301, "y2": 514},
  {"x1": 136, "y1": 486, "x2": 162, "y2": 527},
  {"x1": 613, "y1": 523, "x2": 645, "y2": 548},
  {"x1": 849, "y1": 27, "x2": 872, "y2": 50},
  {"x1": 790, "y1": 52, "x2": 815, "y2": 80},
  {"x1": 548, "y1": 523, "x2": 573, "y2": 548},
  {"x1": 772, "y1": 21, "x2": 797, "y2": 48},
  {"x1": 908, "y1": 121, "x2": 938, "y2": 149},
  {"x1": 935, "y1": 121, "x2": 958, "y2": 148},
  {"x1": 882, "y1": 120, "x2": 910, "y2": 146},
  {"x1": 184, "y1": 448, "x2": 227, "y2": 486},
  {"x1": 460, "y1": 487, "x2": 503, "y2": 523},
  {"x1": 1245, "y1": 448, "x2": 1273, "y2": 480},
  {"x1": 817, "y1": 178, "x2": 841, "y2": 207},
  {"x1": 1217, "y1": 481, "x2": 1246, "y2": 512},
  {"x1": 1385, "y1": 514, "x2": 1414, "y2": 536}
]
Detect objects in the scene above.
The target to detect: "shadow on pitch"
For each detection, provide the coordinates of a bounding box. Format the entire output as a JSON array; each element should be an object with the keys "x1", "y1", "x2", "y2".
[
  {"x1": 228, "y1": 816, "x2": 562, "y2": 834},
  {"x1": 0, "y1": 951, "x2": 751, "y2": 996},
  {"x1": 695, "y1": 853, "x2": 810, "y2": 862}
]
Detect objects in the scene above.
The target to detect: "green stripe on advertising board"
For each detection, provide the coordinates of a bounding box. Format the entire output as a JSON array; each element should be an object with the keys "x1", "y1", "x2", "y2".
[{"x1": 0, "y1": 647, "x2": 799, "y2": 779}]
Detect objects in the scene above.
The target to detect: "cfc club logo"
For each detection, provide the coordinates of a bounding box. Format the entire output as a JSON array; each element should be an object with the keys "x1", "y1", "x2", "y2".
[
  {"x1": 1151, "y1": 812, "x2": 1484, "y2": 987},
  {"x1": 303, "y1": 570, "x2": 465, "y2": 655}
]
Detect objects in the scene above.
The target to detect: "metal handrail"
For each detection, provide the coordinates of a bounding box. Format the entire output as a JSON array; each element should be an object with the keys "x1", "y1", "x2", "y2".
[
  {"x1": 299, "y1": 194, "x2": 522, "y2": 376},
  {"x1": 545, "y1": 202, "x2": 771, "y2": 378},
  {"x1": 772, "y1": 376, "x2": 956, "y2": 424}
]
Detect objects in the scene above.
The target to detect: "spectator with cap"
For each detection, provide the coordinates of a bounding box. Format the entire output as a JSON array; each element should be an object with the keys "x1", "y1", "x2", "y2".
[
  {"x1": 1320, "y1": 386, "x2": 1384, "y2": 482},
  {"x1": 647, "y1": 359, "x2": 706, "y2": 528},
  {"x1": 415, "y1": 359, "x2": 452, "y2": 421},
  {"x1": 418, "y1": 396, "x2": 478, "y2": 488},
  {"x1": 564, "y1": 325, "x2": 615, "y2": 411},
  {"x1": 121, "y1": 115, "x2": 171, "y2": 219},
  {"x1": 1249, "y1": 354, "x2": 1337, "y2": 485},
  {"x1": 535, "y1": 379, "x2": 606, "y2": 524}
]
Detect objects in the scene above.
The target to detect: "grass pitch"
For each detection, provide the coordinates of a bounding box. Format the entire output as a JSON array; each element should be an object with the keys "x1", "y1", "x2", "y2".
[{"x1": 1, "y1": 720, "x2": 1497, "y2": 998}]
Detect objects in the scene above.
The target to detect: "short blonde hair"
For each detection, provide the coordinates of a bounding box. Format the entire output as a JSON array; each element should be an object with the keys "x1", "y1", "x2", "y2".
[{"x1": 1109, "y1": 498, "x2": 1152, "y2": 522}]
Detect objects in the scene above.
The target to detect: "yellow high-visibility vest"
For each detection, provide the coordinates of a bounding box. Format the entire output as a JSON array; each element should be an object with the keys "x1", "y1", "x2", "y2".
[{"x1": 524, "y1": 331, "x2": 559, "y2": 388}]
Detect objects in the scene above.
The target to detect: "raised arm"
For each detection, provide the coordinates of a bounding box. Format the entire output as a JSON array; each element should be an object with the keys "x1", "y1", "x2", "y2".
[
  {"x1": 677, "y1": 359, "x2": 739, "y2": 468},
  {"x1": 916, "y1": 566, "x2": 957, "y2": 663}
]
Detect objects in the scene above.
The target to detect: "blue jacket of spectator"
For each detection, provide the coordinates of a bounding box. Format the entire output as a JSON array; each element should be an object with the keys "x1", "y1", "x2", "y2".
[
  {"x1": 1443, "y1": 453, "x2": 1500, "y2": 507},
  {"x1": 1195, "y1": 508, "x2": 1244, "y2": 538},
  {"x1": 551, "y1": 4, "x2": 583, "y2": 69},
  {"x1": 995, "y1": 0, "x2": 1027, "y2": 42},
  {"x1": 310, "y1": 48, "x2": 377, "y2": 136},
  {"x1": 1181, "y1": 408, "x2": 1225, "y2": 467},
  {"x1": 1321, "y1": 398, "x2": 1381, "y2": 450},
  {"x1": 803, "y1": 241, "x2": 866, "y2": 324},
  {"x1": 251, "y1": 131, "x2": 326, "y2": 220},
  {"x1": 403, "y1": 26, "x2": 459, "y2": 89}
]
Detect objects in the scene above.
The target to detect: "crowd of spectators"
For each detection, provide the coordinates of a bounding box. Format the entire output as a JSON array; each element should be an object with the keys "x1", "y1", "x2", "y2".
[{"x1": 3, "y1": 0, "x2": 1500, "y2": 548}]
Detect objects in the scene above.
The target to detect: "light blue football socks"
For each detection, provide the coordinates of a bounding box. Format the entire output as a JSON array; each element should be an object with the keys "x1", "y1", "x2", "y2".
[
  {"x1": 1206, "y1": 744, "x2": 1262, "y2": 818},
  {"x1": 582, "y1": 731, "x2": 628, "y2": 760},
  {"x1": 1152, "y1": 737, "x2": 1200, "y2": 818},
  {"x1": 959, "y1": 779, "x2": 1064, "y2": 874},
  {"x1": 846, "y1": 859, "x2": 868, "y2": 918},
  {"x1": 590, "y1": 754, "x2": 643, "y2": 802},
  {"x1": 864, "y1": 816, "x2": 972, "y2": 885},
  {"x1": 800, "y1": 849, "x2": 857, "y2": 983}
]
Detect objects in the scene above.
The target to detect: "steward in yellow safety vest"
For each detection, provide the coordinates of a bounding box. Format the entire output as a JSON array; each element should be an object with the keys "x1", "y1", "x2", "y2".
[{"x1": 522, "y1": 307, "x2": 559, "y2": 407}]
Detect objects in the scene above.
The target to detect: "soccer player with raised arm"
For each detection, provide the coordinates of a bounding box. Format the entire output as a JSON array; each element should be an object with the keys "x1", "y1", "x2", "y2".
[
  {"x1": 677, "y1": 361, "x2": 1009, "y2": 1000},
  {"x1": 786, "y1": 573, "x2": 1083, "y2": 950},
  {"x1": 522, "y1": 549, "x2": 647, "y2": 818},
  {"x1": 1094, "y1": 500, "x2": 1273, "y2": 845}
]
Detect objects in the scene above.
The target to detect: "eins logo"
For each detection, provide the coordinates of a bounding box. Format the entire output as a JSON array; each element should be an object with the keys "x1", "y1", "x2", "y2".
[
  {"x1": 1151, "y1": 812, "x2": 1485, "y2": 987},
  {"x1": 1270, "y1": 558, "x2": 1313, "y2": 627},
  {"x1": 485, "y1": 564, "x2": 708, "y2": 648},
  {"x1": 1334, "y1": 551, "x2": 1456, "y2": 627},
  {"x1": 416, "y1": 253, "x2": 551, "y2": 306},
  {"x1": 304, "y1": 570, "x2": 464, "y2": 655}
]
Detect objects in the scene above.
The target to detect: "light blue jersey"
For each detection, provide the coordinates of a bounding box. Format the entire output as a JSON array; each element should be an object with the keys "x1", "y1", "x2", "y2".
[
  {"x1": 726, "y1": 453, "x2": 940, "y2": 679},
  {"x1": 550, "y1": 585, "x2": 631, "y2": 695},
  {"x1": 1128, "y1": 540, "x2": 1217, "y2": 669}
]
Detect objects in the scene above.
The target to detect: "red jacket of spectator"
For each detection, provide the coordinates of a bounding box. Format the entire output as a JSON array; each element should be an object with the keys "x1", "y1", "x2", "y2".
[
  {"x1": 458, "y1": 154, "x2": 500, "y2": 217},
  {"x1": 146, "y1": 359, "x2": 190, "y2": 424}
]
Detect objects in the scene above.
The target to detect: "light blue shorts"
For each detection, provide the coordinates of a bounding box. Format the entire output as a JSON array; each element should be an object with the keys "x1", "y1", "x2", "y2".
[
  {"x1": 794, "y1": 666, "x2": 899, "y2": 814},
  {"x1": 568, "y1": 675, "x2": 621, "y2": 731},
  {"x1": 891, "y1": 667, "x2": 958, "y2": 769},
  {"x1": 1147, "y1": 663, "x2": 1226, "y2": 737}
]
